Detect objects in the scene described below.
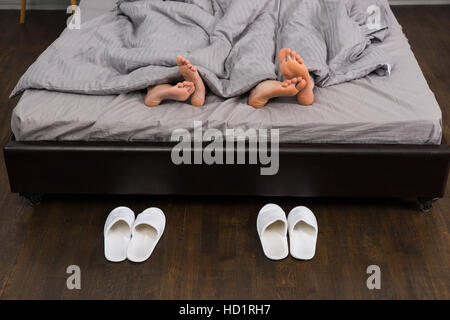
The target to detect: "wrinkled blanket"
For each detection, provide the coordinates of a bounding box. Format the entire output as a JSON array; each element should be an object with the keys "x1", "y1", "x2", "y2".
[{"x1": 11, "y1": 0, "x2": 394, "y2": 98}]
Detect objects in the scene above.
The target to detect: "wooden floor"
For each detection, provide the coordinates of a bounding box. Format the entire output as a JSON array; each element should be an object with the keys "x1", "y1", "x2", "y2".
[{"x1": 0, "y1": 7, "x2": 449, "y2": 300}]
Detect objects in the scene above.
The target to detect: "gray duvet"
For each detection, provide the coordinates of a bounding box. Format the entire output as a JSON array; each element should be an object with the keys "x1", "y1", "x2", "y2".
[{"x1": 11, "y1": 0, "x2": 393, "y2": 98}]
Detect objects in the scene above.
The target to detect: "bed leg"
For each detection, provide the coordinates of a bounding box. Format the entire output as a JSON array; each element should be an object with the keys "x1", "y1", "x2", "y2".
[
  {"x1": 20, "y1": 193, "x2": 43, "y2": 206},
  {"x1": 417, "y1": 198, "x2": 439, "y2": 213},
  {"x1": 20, "y1": 0, "x2": 26, "y2": 24}
]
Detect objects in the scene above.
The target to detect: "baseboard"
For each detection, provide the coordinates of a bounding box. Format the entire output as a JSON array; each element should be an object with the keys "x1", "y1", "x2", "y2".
[
  {"x1": 389, "y1": 0, "x2": 450, "y2": 4},
  {"x1": 0, "y1": 0, "x2": 68, "y2": 10},
  {"x1": 0, "y1": 4, "x2": 67, "y2": 10}
]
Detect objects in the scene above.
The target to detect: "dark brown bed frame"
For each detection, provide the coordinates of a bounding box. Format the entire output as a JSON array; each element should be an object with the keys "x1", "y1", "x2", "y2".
[{"x1": 3, "y1": 135, "x2": 450, "y2": 211}]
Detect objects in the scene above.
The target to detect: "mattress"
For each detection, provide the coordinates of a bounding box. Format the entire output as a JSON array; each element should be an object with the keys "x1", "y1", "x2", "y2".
[{"x1": 10, "y1": 0, "x2": 442, "y2": 144}]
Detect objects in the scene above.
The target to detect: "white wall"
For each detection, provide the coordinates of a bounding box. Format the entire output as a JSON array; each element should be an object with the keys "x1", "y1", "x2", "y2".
[{"x1": 0, "y1": 0, "x2": 449, "y2": 10}]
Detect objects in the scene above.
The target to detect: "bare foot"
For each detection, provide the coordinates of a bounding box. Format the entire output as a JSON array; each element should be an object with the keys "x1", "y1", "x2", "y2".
[
  {"x1": 248, "y1": 77, "x2": 302, "y2": 109},
  {"x1": 145, "y1": 82, "x2": 195, "y2": 107},
  {"x1": 295, "y1": 76, "x2": 307, "y2": 92},
  {"x1": 177, "y1": 56, "x2": 206, "y2": 107},
  {"x1": 278, "y1": 48, "x2": 315, "y2": 106}
]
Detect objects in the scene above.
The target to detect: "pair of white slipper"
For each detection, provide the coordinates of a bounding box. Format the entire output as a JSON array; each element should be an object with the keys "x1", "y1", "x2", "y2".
[
  {"x1": 257, "y1": 204, "x2": 318, "y2": 260},
  {"x1": 104, "y1": 206, "x2": 165, "y2": 263}
]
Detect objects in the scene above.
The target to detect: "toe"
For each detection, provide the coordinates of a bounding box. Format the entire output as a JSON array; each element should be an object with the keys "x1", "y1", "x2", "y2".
[
  {"x1": 279, "y1": 48, "x2": 289, "y2": 62},
  {"x1": 297, "y1": 79, "x2": 307, "y2": 90},
  {"x1": 286, "y1": 49, "x2": 292, "y2": 60},
  {"x1": 284, "y1": 48, "x2": 291, "y2": 62},
  {"x1": 278, "y1": 48, "x2": 288, "y2": 62}
]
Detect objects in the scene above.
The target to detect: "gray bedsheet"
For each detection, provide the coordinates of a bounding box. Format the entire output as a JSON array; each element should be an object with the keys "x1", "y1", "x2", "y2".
[{"x1": 11, "y1": 0, "x2": 442, "y2": 144}]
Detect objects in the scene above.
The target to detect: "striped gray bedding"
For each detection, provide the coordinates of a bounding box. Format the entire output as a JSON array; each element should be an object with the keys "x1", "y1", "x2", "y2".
[
  {"x1": 11, "y1": 0, "x2": 443, "y2": 144},
  {"x1": 10, "y1": 0, "x2": 393, "y2": 98}
]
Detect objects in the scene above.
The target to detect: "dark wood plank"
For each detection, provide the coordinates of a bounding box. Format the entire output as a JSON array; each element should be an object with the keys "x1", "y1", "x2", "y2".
[{"x1": 0, "y1": 7, "x2": 449, "y2": 299}]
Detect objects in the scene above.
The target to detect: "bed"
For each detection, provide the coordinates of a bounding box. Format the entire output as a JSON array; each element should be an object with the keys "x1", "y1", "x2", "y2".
[{"x1": 4, "y1": 0, "x2": 450, "y2": 211}]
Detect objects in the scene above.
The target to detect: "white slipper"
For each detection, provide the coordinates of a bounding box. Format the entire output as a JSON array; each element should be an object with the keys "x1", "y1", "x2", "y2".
[
  {"x1": 104, "y1": 206, "x2": 135, "y2": 262},
  {"x1": 287, "y1": 206, "x2": 318, "y2": 260},
  {"x1": 127, "y1": 207, "x2": 166, "y2": 263},
  {"x1": 257, "y1": 204, "x2": 289, "y2": 260}
]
